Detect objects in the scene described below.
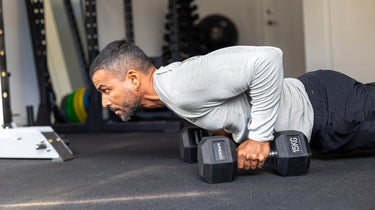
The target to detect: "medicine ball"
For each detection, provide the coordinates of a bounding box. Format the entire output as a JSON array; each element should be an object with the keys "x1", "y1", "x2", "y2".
[{"x1": 196, "y1": 15, "x2": 238, "y2": 53}]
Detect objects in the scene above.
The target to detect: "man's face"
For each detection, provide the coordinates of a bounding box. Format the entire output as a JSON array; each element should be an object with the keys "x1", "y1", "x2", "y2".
[{"x1": 92, "y1": 69, "x2": 142, "y2": 121}]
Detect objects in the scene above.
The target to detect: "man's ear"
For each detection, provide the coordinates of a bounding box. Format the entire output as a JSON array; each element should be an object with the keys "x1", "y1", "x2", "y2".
[{"x1": 127, "y1": 69, "x2": 140, "y2": 89}]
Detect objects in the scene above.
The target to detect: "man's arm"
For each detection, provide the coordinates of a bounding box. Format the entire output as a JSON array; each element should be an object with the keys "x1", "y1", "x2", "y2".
[{"x1": 239, "y1": 47, "x2": 284, "y2": 170}]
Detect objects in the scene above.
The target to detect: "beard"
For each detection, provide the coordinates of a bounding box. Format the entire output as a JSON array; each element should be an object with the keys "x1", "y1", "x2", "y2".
[
  {"x1": 110, "y1": 92, "x2": 142, "y2": 122},
  {"x1": 110, "y1": 104, "x2": 141, "y2": 121}
]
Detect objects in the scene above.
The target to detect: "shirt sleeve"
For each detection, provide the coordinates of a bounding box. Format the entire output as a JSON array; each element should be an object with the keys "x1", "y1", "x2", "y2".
[{"x1": 246, "y1": 48, "x2": 284, "y2": 142}]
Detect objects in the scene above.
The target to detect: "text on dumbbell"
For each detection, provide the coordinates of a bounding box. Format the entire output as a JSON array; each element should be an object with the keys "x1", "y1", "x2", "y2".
[
  {"x1": 213, "y1": 141, "x2": 227, "y2": 161},
  {"x1": 289, "y1": 136, "x2": 301, "y2": 153}
]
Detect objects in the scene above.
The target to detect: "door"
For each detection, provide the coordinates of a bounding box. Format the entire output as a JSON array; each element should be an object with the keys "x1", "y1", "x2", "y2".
[{"x1": 258, "y1": 0, "x2": 306, "y2": 77}]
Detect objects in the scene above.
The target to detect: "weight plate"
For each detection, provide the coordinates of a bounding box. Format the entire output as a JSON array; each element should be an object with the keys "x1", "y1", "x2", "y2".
[
  {"x1": 77, "y1": 88, "x2": 87, "y2": 122},
  {"x1": 73, "y1": 88, "x2": 85, "y2": 122},
  {"x1": 66, "y1": 92, "x2": 79, "y2": 123},
  {"x1": 83, "y1": 89, "x2": 89, "y2": 111}
]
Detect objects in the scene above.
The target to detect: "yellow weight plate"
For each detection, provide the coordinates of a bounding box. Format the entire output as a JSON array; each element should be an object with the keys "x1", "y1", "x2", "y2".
[
  {"x1": 73, "y1": 88, "x2": 85, "y2": 122},
  {"x1": 77, "y1": 88, "x2": 87, "y2": 122}
]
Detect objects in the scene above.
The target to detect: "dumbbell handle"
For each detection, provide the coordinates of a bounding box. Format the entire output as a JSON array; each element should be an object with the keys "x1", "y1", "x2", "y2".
[{"x1": 268, "y1": 150, "x2": 277, "y2": 159}]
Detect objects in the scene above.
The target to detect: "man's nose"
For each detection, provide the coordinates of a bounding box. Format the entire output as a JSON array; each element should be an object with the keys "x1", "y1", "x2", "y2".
[{"x1": 102, "y1": 95, "x2": 112, "y2": 107}]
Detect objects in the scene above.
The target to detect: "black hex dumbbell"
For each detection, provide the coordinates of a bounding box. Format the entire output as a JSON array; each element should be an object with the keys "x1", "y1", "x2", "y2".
[
  {"x1": 179, "y1": 126, "x2": 209, "y2": 162},
  {"x1": 198, "y1": 130, "x2": 312, "y2": 184}
]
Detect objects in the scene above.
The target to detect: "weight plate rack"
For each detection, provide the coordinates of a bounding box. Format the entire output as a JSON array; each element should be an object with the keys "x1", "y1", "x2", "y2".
[
  {"x1": 162, "y1": 0, "x2": 200, "y2": 65},
  {"x1": 167, "y1": 0, "x2": 181, "y2": 62}
]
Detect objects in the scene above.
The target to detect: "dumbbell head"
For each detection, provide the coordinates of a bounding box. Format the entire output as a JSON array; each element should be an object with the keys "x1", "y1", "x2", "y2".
[
  {"x1": 179, "y1": 127, "x2": 209, "y2": 162},
  {"x1": 198, "y1": 136, "x2": 237, "y2": 184},
  {"x1": 270, "y1": 131, "x2": 312, "y2": 176}
]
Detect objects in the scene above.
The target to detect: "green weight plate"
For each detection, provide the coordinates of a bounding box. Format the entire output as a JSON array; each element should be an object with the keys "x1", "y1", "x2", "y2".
[{"x1": 66, "y1": 92, "x2": 79, "y2": 123}]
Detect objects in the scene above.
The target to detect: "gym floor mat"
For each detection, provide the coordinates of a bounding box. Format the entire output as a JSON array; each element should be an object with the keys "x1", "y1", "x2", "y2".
[{"x1": 0, "y1": 132, "x2": 374, "y2": 209}]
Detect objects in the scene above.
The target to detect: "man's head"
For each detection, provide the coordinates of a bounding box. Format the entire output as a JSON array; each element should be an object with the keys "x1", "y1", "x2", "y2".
[
  {"x1": 90, "y1": 39, "x2": 153, "y2": 81},
  {"x1": 90, "y1": 39, "x2": 154, "y2": 121}
]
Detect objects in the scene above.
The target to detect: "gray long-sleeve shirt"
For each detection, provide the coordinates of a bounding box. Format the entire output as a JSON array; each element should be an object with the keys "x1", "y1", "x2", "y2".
[{"x1": 153, "y1": 46, "x2": 314, "y2": 143}]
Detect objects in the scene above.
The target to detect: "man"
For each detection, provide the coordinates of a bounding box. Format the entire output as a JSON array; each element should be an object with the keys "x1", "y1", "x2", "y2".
[{"x1": 90, "y1": 39, "x2": 375, "y2": 171}]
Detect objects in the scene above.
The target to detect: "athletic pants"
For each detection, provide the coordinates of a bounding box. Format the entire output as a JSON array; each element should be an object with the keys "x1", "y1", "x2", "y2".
[{"x1": 298, "y1": 70, "x2": 375, "y2": 154}]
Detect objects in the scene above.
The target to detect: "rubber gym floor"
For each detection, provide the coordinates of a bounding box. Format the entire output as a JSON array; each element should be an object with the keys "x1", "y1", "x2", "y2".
[{"x1": 0, "y1": 130, "x2": 374, "y2": 210}]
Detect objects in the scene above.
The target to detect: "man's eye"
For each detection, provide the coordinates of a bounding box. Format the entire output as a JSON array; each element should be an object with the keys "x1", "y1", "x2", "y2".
[{"x1": 101, "y1": 89, "x2": 109, "y2": 94}]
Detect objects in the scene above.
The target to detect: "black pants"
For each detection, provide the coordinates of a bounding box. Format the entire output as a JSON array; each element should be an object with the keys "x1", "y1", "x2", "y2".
[{"x1": 298, "y1": 70, "x2": 375, "y2": 154}]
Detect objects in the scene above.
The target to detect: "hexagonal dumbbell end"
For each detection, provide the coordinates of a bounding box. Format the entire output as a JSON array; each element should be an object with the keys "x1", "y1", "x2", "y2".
[
  {"x1": 270, "y1": 131, "x2": 312, "y2": 176},
  {"x1": 197, "y1": 136, "x2": 237, "y2": 184},
  {"x1": 179, "y1": 127, "x2": 209, "y2": 162}
]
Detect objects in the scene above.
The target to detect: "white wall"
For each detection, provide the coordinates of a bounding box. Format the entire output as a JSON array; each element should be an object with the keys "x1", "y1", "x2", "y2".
[
  {"x1": 96, "y1": 0, "x2": 258, "y2": 56},
  {"x1": 303, "y1": 0, "x2": 375, "y2": 83},
  {"x1": 3, "y1": 0, "x2": 39, "y2": 126},
  {"x1": 132, "y1": 0, "x2": 168, "y2": 56},
  {"x1": 96, "y1": 0, "x2": 125, "y2": 49}
]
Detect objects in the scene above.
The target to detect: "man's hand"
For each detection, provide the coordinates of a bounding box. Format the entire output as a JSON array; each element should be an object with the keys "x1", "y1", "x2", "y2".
[{"x1": 236, "y1": 139, "x2": 270, "y2": 170}]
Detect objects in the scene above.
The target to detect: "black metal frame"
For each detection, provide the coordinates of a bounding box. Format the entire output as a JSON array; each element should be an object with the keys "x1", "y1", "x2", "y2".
[
  {"x1": 82, "y1": 0, "x2": 105, "y2": 131},
  {"x1": 124, "y1": 0, "x2": 134, "y2": 43},
  {"x1": 25, "y1": 0, "x2": 62, "y2": 125},
  {"x1": 0, "y1": 0, "x2": 12, "y2": 126}
]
